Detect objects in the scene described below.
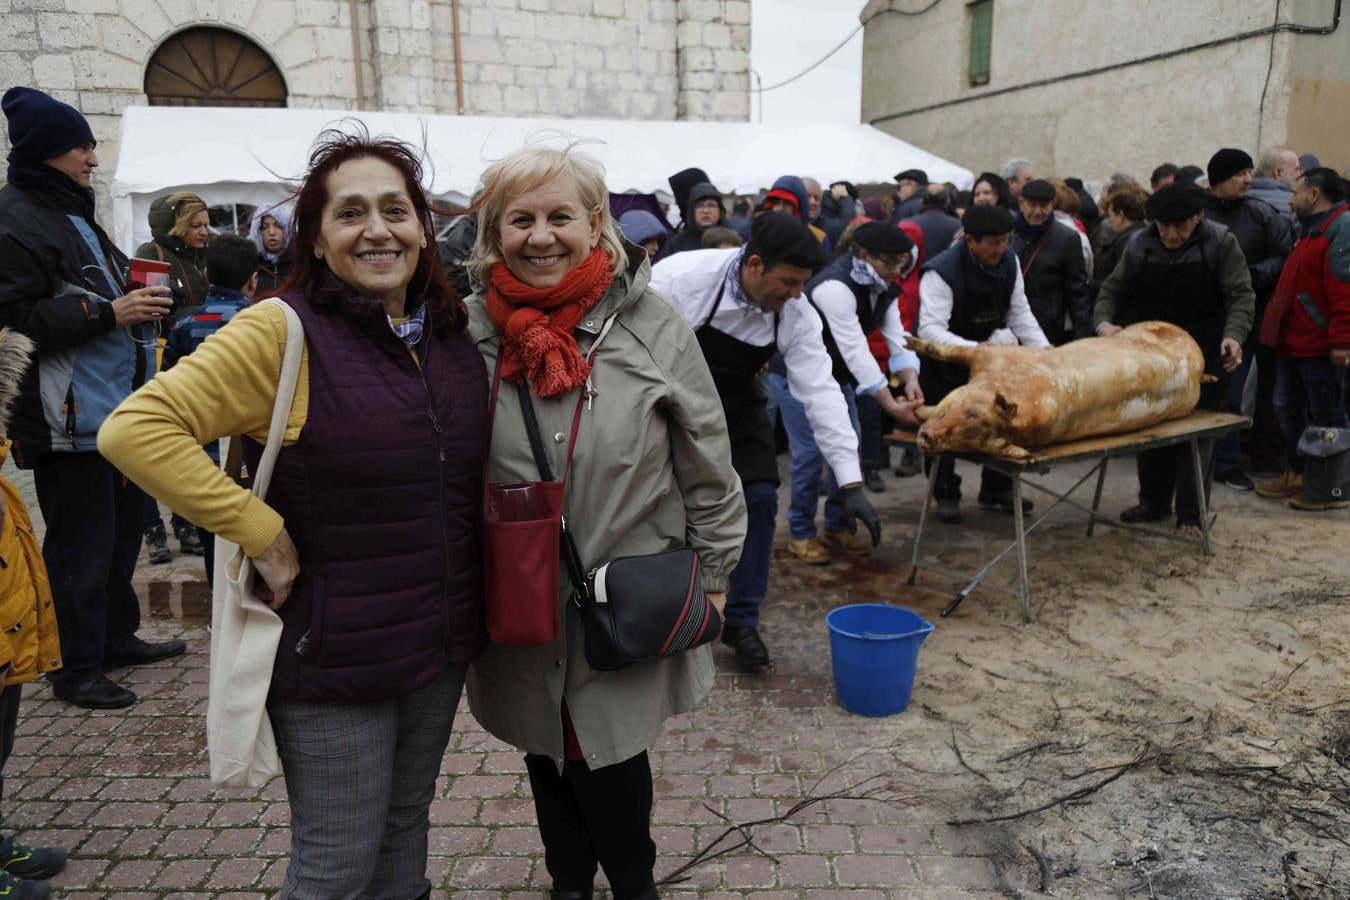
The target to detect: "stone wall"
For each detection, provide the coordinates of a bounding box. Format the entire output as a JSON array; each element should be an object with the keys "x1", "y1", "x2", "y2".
[
  {"x1": 858, "y1": 0, "x2": 1346, "y2": 179},
  {"x1": 0, "y1": 0, "x2": 750, "y2": 223}
]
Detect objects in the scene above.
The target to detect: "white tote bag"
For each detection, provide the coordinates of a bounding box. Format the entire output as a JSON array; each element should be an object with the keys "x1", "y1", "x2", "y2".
[{"x1": 207, "y1": 298, "x2": 304, "y2": 788}]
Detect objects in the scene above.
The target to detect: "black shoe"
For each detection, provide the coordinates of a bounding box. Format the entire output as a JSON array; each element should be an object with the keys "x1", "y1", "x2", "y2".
[
  {"x1": 895, "y1": 446, "x2": 923, "y2": 478},
  {"x1": 862, "y1": 463, "x2": 886, "y2": 494},
  {"x1": 144, "y1": 524, "x2": 172, "y2": 565},
  {"x1": 977, "y1": 490, "x2": 1033, "y2": 515},
  {"x1": 1215, "y1": 469, "x2": 1255, "y2": 491},
  {"x1": 51, "y1": 675, "x2": 135, "y2": 710},
  {"x1": 0, "y1": 870, "x2": 48, "y2": 899},
  {"x1": 935, "y1": 497, "x2": 963, "y2": 524},
  {"x1": 720, "y1": 624, "x2": 770, "y2": 671},
  {"x1": 103, "y1": 636, "x2": 187, "y2": 670},
  {"x1": 174, "y1": 524, "x2": 204, "y2": 556},
  {"x1": 549, "y1": 891, "x2": 593, "y2": 900},
  {"x1": 1120, "y1": 502, "x2": 1171, "y2": 524},
  {"x1": 0, "y1": 836, "x2": 66, "y2": 881}
]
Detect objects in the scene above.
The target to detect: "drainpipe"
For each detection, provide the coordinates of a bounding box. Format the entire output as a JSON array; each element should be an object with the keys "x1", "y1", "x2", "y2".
[
  {"x1": 348, "y1": 0, "x2": 366, "y2": 109},
  {"x1": 450, "y1": 0, "x2": 466, "y2": 114}
]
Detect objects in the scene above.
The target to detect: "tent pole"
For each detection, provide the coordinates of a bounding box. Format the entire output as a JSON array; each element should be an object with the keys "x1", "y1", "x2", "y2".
[
  {"x1": 451, "y1": 0, "x2": 466, "y2": 115},
  {"x1": 349, "y1": 0, "x2": 366, "y2": 110}
]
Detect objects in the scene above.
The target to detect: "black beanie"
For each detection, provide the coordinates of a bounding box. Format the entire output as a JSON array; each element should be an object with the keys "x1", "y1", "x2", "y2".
[
  {"x1": 2, "y1": 86, "x2": 96, "y2": 160},
  {"x1": 961, "y1": 204, "x2": 1015, "y2": 237},
  {"x1": 1146, "y1": 183, "x2": 1207, "y2": 222},
  {"x1": 1206, "y1": 148, "x2": 1253, "y2": 189},
  {"x1": 854, "y1": 221, "x2": 915, "y2": 256},
  {"x1": 747, "y1": 212, "x2": 825, "y2": 270}
]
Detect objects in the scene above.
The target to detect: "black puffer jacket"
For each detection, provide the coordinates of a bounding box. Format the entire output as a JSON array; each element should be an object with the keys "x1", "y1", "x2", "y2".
[
  {"x1": 1012, "y1": 220, "x2": 1091, "y2": 345},
  {"x1": 133, "y1": 195, "x2": 208, "y2": 317},
  {"x1": 1204, "y1": 194, "x2": 1293, "y2": 305},
  {"x1": 660, "y1": 182, "x2": 723, "y2": 259},
  {"x1": 1091, "y1": 220, "x2": 1145, "y2": 305}
]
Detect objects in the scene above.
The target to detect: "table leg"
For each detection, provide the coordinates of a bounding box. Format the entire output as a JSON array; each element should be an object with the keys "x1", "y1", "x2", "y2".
[
  {"x1": 908, "y1": 454, "x2": 940, "y2": 586},
  {"x1": 1189, "y1": 438, "x2": 1213, "y2": 556},
  {"x1": 1012, "y1": 473, "x2": 1032, "y2": 624},
  {"x1": 1086, "y1": 457, "x2": 1109, "y2": 538}
]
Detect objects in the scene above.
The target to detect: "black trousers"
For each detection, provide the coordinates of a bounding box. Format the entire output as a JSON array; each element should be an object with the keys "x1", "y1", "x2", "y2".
[
  {"x1": 1135, "y1": 379, "x2": 1227, "y2": 523},
  {"x1": 0, "y1": 684, "x2": 20, "y2": 807},
  {"x1": 33, "y1": 453, "x2": 143, "y2": 688},
  {"x1": 524, "y1": 751, "x2": 657, "y2": 898},
  {"x1": 924, "y1": 455, "x2": 1011, "y2": 501}
]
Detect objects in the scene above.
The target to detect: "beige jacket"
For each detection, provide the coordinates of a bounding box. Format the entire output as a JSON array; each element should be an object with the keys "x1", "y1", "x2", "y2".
[{"x1": 466, "y1": 245, "x2": 746, "y2": 769}]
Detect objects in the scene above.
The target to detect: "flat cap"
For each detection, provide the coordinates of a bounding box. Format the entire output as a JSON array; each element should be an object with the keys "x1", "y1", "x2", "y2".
[
  {"x1": 748, "y1": 211, "x2": 826, "y2": 270},
  {"x1": 1020, "y1": 179, "x2": 1056, "y2": 202},
  {"x1": 854, "y1": 221, "x2": 915, "y2": 256},
  {"x1": 961, "y1": 204, "x2": 1016, "y2": 237},
  {"x1": 894, "y1": 168, "x2": 928, "y2": 184},
  {"x1": 1146, "y1": 183, "x2": 1208, "y2": 222}
]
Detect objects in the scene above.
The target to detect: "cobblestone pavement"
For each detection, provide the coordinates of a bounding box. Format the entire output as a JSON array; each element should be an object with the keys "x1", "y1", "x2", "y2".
[{"x1": 3, "y1": 456, "x2": 1017, "y2": 899}]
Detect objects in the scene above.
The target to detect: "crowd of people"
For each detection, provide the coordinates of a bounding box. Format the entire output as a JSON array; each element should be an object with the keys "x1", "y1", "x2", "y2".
[{"x1": 0, "y1": 82, "x2": 1347, "y2": 899}]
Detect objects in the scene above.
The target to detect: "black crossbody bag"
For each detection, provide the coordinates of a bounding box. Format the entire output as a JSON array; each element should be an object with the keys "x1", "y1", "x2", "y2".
[{"x1": 516, "y1": 382, "x2": 723, "y2": 671}]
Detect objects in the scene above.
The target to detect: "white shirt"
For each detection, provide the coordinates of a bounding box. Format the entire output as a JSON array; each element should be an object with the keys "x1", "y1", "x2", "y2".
[
  {"x1": 651, "y1": 248, "x2": 863, "y2": 486},
  {"x1": 809, "y1": 265, "x2": 921, "y2": 396},
  {"x1": 917, "y1": 257, "x2": 1051, "y2": 348}
]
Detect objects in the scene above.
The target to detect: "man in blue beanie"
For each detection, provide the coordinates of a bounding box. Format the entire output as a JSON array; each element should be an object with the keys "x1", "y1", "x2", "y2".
[{"x1": 0, "y1": 86, "x2": 184, "y2": 715}]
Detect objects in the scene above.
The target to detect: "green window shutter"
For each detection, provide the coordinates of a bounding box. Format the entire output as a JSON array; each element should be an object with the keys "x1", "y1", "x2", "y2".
[{"x1": 968, "y1": 0, "x2": 993, "y2": 86}]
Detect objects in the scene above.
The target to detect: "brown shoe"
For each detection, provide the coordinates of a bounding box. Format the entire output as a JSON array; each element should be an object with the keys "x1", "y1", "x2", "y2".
[
  {"x1": 1255, "y1": 469, "x2": 1302, "y2": 499},
  {"x1": 821, "y1": 530, "x2": 873, "y2": 556},
  {"x1": 1288, "y1": 493, "x2": 1349, "y2": 511},
  {"x1": 787, "y1": 537, "x2": 831, "y2": 565}
]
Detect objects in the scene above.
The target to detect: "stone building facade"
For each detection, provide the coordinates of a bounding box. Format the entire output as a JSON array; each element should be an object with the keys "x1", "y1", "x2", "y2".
[
  {"x1": 860, "y1": 0, "x2": 1349, "y2": 181},
  {"x1": 1, "y1": 0, "x2": 751, "y2": 216}
]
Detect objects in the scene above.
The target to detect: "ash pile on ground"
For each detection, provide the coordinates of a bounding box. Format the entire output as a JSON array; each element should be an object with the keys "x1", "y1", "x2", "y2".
[{"x1": 756, "y1": 453, "x2": 1350, "y2": 898}]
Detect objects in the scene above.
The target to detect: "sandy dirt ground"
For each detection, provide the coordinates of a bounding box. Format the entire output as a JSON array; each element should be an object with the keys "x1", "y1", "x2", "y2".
[{"x1": 757, "y1": 450, "x2": 1350, "y2": 899}]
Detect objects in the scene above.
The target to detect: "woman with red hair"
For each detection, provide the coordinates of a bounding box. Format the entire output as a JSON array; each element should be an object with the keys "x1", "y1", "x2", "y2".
[{"x1": 101, "y1": 126, "x2": 488, "y2": 898}]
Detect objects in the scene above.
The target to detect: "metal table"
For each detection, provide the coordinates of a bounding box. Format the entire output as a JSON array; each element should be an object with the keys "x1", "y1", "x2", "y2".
[{"x1": 888, "y1": 411, "x2": 1251, "y2": 624}]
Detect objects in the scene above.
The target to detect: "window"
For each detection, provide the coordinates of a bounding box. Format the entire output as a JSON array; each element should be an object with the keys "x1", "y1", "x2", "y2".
[
  {"x1": 144, "y1": 27, "x2": 287, "y2": 107},
  {"x1": 968, "y1": 0, "x2": 993, "y2": 86}
]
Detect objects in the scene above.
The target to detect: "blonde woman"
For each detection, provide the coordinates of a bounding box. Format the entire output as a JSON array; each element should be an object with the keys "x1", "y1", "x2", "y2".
[
  {"x1": 134, "y1": 190, "x2": 210, "y2": 315},
  {"x1": 465, "y1": 145, "x2": 746, "y2": 900}
]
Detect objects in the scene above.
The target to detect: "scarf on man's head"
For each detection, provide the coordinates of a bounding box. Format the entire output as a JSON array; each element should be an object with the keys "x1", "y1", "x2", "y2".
[{"x1": 485, "y1": 247, "x2": 614, "y2": 397}]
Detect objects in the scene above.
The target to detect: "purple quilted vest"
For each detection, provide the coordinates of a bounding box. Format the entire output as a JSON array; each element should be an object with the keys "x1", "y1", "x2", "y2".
[{"x1": 246, "y1": 288, "x2": 488, "y2": 702}]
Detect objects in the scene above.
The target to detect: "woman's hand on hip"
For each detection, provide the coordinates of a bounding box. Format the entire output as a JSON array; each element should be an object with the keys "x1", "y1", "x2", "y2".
[
  {"x1": 708, "y1": 592, "x2": 726, "y2": 616},
  {"x1": 252, "y1": 527, "x2": 300, "y2": 610}
]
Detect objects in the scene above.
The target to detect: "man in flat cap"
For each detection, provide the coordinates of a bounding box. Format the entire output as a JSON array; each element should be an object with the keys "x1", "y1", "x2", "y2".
[
  {"x1": 1204, "y1": 148, "x2": 1293, "y2": 490},
  {"x1": 0, "y1": 87, "x2": 182, "y2": 712},
  {"x1": 1094, "y1": 182, "x2": 1255, "y2": 530},
  {"x1": 917, "y1": 205, "x2": 1052, "y2": 524},
  {"x1": 766, "y1": 221, "x2": 925, "y2": 564},
  {"x1": 652, "y1": 214, "x2": 916, "y2": 671},
  {"x1": 1012, "y1": 178, "x2": 1092, "y2": 345},
  {"x1": 891, "y1": 169, "x2": 928, "y2": 222}
]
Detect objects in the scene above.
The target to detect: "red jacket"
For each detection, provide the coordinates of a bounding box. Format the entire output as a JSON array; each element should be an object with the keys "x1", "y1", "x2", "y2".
[
  {"x1": 1260, "y1": 203, "x2": 1350, "y2": 357},
  {"x1": 869, "y1": 219, "x2": 926, "y2": 367}
]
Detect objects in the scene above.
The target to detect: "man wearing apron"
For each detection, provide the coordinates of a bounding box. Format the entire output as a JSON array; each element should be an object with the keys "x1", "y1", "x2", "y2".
[
  {"x1": 1094, "y1": 182, "x2": 1254, "y2": 528},
  {"x1": 917, "y1": 205, "x2": 1052, "y2": 525},
  {"x1": 652, "y1": 213, "x2": 888, "y2": 671},
  {"x1": 766, "y1": 222, "x2": 924, "y2": 564}
]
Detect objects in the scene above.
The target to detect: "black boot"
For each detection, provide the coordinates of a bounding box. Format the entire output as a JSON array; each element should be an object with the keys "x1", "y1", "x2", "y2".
[
  {"x1": 720, "y1": 624, "x2": 769, "y2": 671},
  {"x1": 1120, "y1": 502, "x2": 1171, "y2": 524},
  {"x1": 976, "y1": 489, "x2": 1033, "y2": 515},
  {"x1": 935, "y1": 497, "x2": 963, "y2": 524},
  {"x1": 861, "y1": 463, "x2": 886, "y2": 493}
]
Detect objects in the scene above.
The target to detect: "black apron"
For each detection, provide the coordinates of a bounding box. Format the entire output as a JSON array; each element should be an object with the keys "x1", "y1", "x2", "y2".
[
  {"x1": 1127, "y1": 230, "x2": 1227, "y2": 375},
  {"x1": 918, "y1": 250, "x2": 1013, "y2": 405},
  {"x1": 695, "y1": 279, "x2": 781, "y2": 484}
]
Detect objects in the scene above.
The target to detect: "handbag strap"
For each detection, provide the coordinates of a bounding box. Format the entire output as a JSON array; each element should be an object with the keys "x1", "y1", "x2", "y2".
[{"x1": 219, "y1": 298, "x2": 304, "y2": 501}]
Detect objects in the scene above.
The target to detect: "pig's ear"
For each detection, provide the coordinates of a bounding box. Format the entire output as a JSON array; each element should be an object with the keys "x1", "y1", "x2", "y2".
[{"x1": 994, "y1": 391, "x2": 1018, "y2": 421}]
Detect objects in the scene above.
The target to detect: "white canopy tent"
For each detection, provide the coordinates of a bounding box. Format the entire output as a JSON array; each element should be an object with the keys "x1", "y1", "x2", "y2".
[{"x1": 111, "y1": 105, "x2": 973, "y2": 253}]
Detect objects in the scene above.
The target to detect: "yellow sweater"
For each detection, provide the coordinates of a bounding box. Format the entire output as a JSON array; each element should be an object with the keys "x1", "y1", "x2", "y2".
[{"x1": 99, "y1": 302, "x2": 309, "y2": 557}]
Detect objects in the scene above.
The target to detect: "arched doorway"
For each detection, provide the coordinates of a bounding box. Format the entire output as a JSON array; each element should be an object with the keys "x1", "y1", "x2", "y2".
[{"x1": 144, "y1": 27, "x2": 287, "y2": 107}]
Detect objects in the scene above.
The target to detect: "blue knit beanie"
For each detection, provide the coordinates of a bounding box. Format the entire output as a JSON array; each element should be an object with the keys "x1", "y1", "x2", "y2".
[{"x1": 2, "y1": 86, "x2": 96, "y2": 159}]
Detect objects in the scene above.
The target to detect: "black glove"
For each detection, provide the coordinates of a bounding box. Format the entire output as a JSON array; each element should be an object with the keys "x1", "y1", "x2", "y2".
[{"x1": 842, "y1": 485, "x2": 881, "y2": 547}]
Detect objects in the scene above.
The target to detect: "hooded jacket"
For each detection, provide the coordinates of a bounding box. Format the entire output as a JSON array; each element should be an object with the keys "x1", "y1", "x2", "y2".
[
  {"x1": 0, "y1": 160, "x2": 139, "y2": 466},
  {"x1": 767, "y1": 175, "x2": 832, "y2": 264},
  {"x1": 0, "y1": 329, "x2": 63, "y2": 684},
  {"x1": 1250, "y1": 176, "x2": 1294, "y2": 221},
  {"x1": 248, "y1": 202, "x2": 294, "y2": 297},
  {"x1": 668, "y1": 167, "x2": 711, "y2": 226},
  {"x1": 465, "y1": 243, "x2": 747, "y2": 769},
  {"x1": 134, "y1": 195, "x2": 209, "y2": 315},
  {"x1": 660, "y1": 182, "x2": 724, "y2": 259}
]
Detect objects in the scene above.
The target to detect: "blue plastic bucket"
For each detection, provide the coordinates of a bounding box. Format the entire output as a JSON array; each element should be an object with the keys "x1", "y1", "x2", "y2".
[{"x1": 825, "y1": 603, "x2": 934, "y2": 717}]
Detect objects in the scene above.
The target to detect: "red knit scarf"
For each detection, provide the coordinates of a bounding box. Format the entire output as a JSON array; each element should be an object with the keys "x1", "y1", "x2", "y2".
[{"x1": 486, "y1": 248, "x2": 614, "y2": 397}]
